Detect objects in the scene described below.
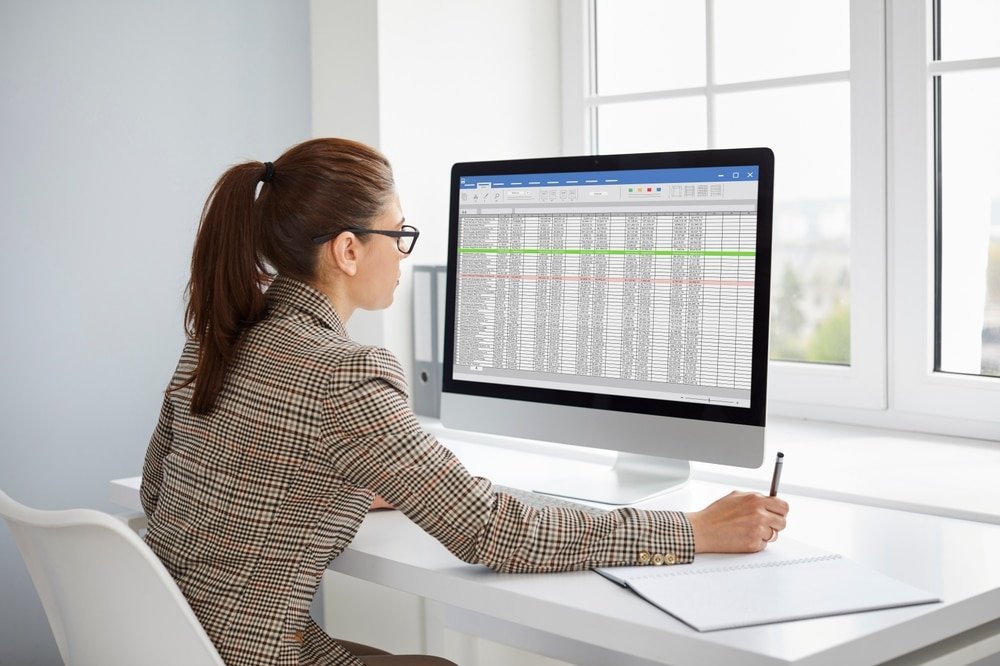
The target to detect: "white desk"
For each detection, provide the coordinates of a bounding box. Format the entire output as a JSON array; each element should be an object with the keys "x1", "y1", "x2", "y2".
[{"x1": 111, "y1": 430, "x2": 1000, "y2": 666}]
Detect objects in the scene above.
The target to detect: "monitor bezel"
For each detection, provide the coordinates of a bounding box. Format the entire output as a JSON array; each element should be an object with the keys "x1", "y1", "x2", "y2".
[{"x1": 442, "y1": 147, "x2": 774, "y2": 430}]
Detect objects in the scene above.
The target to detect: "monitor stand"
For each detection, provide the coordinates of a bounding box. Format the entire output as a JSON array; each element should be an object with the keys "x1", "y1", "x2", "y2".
[{"x1": 533, "y1": 453, "x2": 691, "y2": 505}]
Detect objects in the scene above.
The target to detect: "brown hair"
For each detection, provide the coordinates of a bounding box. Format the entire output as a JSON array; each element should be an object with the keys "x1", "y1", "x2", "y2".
[{"x1": 179, "y1": 138, "x2": 395, "y2": 414}]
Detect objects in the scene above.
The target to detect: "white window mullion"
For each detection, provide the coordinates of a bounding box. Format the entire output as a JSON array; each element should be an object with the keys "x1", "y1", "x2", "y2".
[
  {"x1": 706, "y1": 0, "x2": 717, "y2": 148},
  {"x1": 560, "y1": 0, "x2": 589, "y2": 156},
  {"x1": 845, "y1": 0, "x2": 888, "y2": 407},
  {"x1": 930, "y1": 56, "x2": 1000, "y2": 75},
  {"x1": 767, "y1": 0, "x2": 886, "y2": 412}
]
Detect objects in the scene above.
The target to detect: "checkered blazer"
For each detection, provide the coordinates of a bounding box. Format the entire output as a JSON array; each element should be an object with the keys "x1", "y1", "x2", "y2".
[{"x1": 141, "y1": 276, "x2": 694, "y2": 666}]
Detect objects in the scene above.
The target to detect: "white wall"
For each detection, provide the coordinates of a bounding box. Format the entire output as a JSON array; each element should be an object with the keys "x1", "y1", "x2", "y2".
[
  {"x1": 311, "y1": 1, "x2": 566, "y2": 663},
  {"x1": 311, "y1": 0, "x2": 562, "y2": 379},
  {"x1": 310, "y1": 0, "x2": 388, "y2": 347},
  {"x1": 0, "y1": 0, "x2": 562, "y2": 661},
  {"x1": 0, "y1": 1, "x2": 311, "y2": 662},
  {"x1": 376, "y1": 0, "x2": 563, "y2": 381},
  {"x1": 376, "y1": 0, "x2": 563, "y2": 382}
]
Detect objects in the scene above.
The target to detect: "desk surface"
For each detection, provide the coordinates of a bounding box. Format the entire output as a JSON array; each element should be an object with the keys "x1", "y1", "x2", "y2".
[{"x1": 111, "y1": 430, "x2": 1000, "y2": 666}]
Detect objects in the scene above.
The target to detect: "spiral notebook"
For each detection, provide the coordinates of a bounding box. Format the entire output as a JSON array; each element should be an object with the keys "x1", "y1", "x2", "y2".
[{"x1": 595, "y1": 538, "x2": 939, "y2": 632}]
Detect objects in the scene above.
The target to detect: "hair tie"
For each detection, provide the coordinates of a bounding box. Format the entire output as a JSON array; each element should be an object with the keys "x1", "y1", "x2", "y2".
[{"x1": 261, "y1": 161, "x2": 275, "y2": 183}]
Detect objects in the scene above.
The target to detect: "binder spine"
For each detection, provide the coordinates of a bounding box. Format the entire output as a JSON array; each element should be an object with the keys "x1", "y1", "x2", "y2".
[{"x1": 412, "y1": 265, "x2": 445, "y2": 417}]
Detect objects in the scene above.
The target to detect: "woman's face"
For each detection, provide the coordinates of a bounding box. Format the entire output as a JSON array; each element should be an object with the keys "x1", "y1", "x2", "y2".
[{"x1": 356, "y1": 194, "x2": 407, "y2": 311}]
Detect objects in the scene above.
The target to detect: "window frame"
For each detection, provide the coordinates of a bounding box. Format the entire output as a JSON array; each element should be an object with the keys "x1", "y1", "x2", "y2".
[
  {"x1": 889, "y1": 0, "x2": 1000, "y2": 435},
  {"x1": 561, "y1": 0, "x2": 1000, "y2": 440}
]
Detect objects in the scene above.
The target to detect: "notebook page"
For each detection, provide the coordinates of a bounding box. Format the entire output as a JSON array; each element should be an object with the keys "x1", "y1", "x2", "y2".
[{"x1": 595, "y1": 539, "x2": 939, "y2": 631}]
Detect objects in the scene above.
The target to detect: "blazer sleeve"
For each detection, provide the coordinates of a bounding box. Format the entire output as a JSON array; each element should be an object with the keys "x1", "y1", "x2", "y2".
[
  {"x1": 140, "y1": 392, "x2": 174, "y2": 518},
  {"x1": 322, "y1": 346, "x2": 695, "y2": 574}
]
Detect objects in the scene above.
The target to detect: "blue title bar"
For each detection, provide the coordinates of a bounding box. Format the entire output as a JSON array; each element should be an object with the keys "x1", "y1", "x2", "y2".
[{"x1": 458, "y1": 165, "x2": 759, "y2": 189}]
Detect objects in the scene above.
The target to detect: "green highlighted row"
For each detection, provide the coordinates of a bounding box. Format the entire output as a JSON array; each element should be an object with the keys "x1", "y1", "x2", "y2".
[{"x1": 458, "y1": 248, "x2": 755, "y2": 257}]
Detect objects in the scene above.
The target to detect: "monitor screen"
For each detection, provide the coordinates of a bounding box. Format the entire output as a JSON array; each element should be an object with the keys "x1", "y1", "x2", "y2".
[{"x1": 441, "y1": 148, "x2": 774, "y2": 503}]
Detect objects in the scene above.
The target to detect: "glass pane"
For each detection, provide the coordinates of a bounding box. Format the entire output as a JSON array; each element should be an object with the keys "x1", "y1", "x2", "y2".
[
  {"x1": 715, "y1": 83, "x2": 851, "y2": 364},
  {"x1": 713, "y1": 0, "x2": 849, "y2": 84},
  {"x1": 937, "y1": 70, "x2": 1000, "y2": 377},
  {"x1": 939, "y1": 0, "x2": 1000, "y2": 61},
  {"x1": 596, "y1": 97, "x2": 708, "y2": 154},
  {"x1": 595, "y1": 0, "x2": 706, "y2": 95}
]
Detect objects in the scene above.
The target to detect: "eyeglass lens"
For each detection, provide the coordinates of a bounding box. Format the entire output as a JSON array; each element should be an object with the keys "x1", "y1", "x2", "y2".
[{"x1": 398, "y1": 225, "x2": 418, "y2": 254}]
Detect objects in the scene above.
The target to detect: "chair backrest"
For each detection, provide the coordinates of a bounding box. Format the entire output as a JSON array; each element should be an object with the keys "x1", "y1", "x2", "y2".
[{"x1": 0, "y1": 489, "x2": 224, "y2": 666}]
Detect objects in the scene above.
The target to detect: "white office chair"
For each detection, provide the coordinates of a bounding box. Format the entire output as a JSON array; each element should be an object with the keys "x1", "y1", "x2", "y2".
[{"x1": 0, "y1": 488, "x2": 224, "y2": 666}]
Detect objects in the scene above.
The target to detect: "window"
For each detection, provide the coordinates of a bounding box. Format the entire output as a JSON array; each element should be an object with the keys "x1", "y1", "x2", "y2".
[
  {"x1": 934, "y1": 1, "x2": 1000, "y2": 378},
  {"x1": 890, "y1": 0, "x2": 1000, "y2": 432},
  {"x1": 591, "y1": 2, "x2": 853, "y2": 367},
  {"x1": 562, "y1": 0, "x2": 1000, "y2": 437}
]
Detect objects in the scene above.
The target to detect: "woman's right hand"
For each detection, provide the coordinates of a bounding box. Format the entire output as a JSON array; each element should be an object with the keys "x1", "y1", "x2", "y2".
[{"x1": 685, "y1": 490, "x2": 789, "y2": 553}]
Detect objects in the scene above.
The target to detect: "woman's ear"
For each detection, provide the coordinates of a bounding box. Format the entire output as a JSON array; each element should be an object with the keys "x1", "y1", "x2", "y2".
[{"x1": 328, "y1": 232, "x2": 361, "y2": 277}]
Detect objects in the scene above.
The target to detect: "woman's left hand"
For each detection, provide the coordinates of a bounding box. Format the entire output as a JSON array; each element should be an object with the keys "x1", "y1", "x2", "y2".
[{"x1": 369, "y1": 494, "x2": 395, "y2": 511}]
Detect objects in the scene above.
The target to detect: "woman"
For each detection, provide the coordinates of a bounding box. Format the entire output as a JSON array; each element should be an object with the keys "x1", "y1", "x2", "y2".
[{"x1": 141, "y1": 138, "x2": 789, "y2": 666}]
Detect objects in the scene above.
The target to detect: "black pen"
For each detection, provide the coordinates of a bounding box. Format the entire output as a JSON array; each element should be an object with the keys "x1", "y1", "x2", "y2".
[{"x1": 769, "y1": 451, "x2": 784, "y2": 496}]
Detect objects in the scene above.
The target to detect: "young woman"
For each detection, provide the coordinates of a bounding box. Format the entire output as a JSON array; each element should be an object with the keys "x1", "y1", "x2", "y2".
[{"x1": 141, "y1": 138, "x2": 789, "y2": 666}]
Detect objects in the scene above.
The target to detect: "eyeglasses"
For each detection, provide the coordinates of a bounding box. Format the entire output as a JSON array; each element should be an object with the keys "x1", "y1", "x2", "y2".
[{"x1": 311, "y1": 224, "x2": 420, "y2": 255}]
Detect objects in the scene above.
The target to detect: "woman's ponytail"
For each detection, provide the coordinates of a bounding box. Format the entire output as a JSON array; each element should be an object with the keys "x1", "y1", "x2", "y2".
[
  {"x1": 180, "y1": 161, "x2": 272, "y2": 414},
  {"x1": 174, "y1": 138, "x2": 395, "y2": 415}
]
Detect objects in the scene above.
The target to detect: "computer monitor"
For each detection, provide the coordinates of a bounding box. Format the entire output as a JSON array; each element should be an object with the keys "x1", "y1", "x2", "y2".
[{"x1": 440, "y1": 148, "x2": 774, "y2": 504}]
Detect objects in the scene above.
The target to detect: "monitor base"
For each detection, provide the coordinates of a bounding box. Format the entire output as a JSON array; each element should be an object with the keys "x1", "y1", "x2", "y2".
[{"x1": 533, "y1": 453, "x2": 691, "y2": 506}]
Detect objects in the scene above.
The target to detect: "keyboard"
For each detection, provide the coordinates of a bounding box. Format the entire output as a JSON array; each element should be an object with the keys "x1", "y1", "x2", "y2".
[{"x1": 493, "y1": 485, "x2": 609, "y2": 517}]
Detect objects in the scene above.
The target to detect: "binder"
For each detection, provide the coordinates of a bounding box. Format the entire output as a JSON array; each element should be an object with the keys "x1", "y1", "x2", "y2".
[
  {"x1": 412, "y1": 265, "x2": 447, "y2": 417},
  {"x1": 595, "y1": 538, "x2": 939, "y2": 632}
]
